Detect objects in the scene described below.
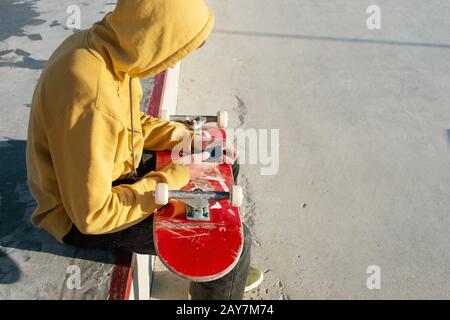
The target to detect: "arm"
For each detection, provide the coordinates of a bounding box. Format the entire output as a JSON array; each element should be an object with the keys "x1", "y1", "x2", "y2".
[
  {"x1": 48, "y1": 107, "x2": 190, "y2": 235},
  {"x1": 140, "y1": 112, "x2": 194, "y2": 151}
]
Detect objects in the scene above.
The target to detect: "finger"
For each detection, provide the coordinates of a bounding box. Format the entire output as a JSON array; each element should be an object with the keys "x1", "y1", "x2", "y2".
[
  {"x1": 201, "y1": 162, "x2": 217, "y2": 172},
  {"x1": 233, "y1": 149, "x2": 240, "y2": 160},
  {"x1": 190, "y1": 151, "x2": 210, "y2": 164},
  {"x1": 224, "y1": 145, "x2": 238, "y2": 160},
  {"x1": 224, "y1": 155, "x2": 235, "y2": 165},
  {"x1": 193, "y1": 130, "x2": 212, "y2": 143},
  {"x1": 178, "y1": 153, "x2": 200, "y2": 164},
  {"x1": 201, "y1": 151, "x2": 211, "y2": 162},
  {"x1": 201, "y1": 130, "x2": 212, "y2": 141}
]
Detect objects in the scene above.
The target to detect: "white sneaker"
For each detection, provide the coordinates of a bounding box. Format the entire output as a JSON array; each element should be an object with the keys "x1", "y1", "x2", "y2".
[{"x1": 245, "y1": 267, "x2": 264, "y2": 292}]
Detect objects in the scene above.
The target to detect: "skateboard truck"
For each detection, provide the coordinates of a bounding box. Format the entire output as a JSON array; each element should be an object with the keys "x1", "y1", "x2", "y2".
[
  {"x1": 159, "y1": 110, "x2": 228, "y2": 131},
  {"x1": 154, "y1": 183, "x2": 244, "y2": 221}
]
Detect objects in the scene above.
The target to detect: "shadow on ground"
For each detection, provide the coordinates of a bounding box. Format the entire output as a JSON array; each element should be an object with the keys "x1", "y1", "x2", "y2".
[
  {"x1": 0, "y1": 0, "x2": 47, "y2": 70},
  {"x1": 0, "y1": 248, "x2": 20, "y2": 284},
  {"x1": 214, "y1": 29, "x2": 450, "y2": 50},
  {"x1": 0, "y1": 49, "x2": 47, "y2": 70},
  {"x1": 0, "y1": 0, "x2": 45, "y2": 42},
  {"x1": 0, "y1": 139, "x2": 114, "y2": 284}
]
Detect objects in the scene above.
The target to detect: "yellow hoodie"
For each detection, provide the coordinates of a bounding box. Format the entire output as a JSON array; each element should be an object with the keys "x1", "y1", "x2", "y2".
[{"x1": 26, "y1": 0, "x2": 215, "y2": 241}]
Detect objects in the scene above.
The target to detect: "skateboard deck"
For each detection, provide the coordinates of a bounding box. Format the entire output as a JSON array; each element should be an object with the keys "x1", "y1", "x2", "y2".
[{"x1": 153, "y1": 128, "x2": 244, "y2": 282}]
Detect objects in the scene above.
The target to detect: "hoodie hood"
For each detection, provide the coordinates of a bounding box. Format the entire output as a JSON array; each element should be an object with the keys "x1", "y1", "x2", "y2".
[{"x1": 89, "y1": 0, "x2": 215, "y2": 79}]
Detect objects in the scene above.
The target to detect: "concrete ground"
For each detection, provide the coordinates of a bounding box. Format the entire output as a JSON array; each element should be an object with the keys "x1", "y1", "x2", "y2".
[
  {"x1": 2, "y1": 0, "x2": 450, "y2": 300},
  {"x1": 177, "y1": 0, "x2": 450, "y2": 299},
  {"x1": 0, "y1": 0, "x2": 118, "y2": 300}
]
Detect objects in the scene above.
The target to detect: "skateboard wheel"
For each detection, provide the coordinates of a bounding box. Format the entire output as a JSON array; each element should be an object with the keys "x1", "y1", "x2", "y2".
[
  {"x1": 217, "y1": 110, "x2": 228, "y2": 129},
  {"x1": 230, "y1": 185, "x2": 244, "y2": 207},
  {"x1": 155, "y1": 183, "x2": 169, "y2": 206},
  {"x1": 160, "y1": 109, "x2": 170, "y2": 121}
]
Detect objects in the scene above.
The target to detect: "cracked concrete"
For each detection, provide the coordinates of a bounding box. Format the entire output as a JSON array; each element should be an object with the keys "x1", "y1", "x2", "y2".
[
  {"x1": 234, "y1": 96, "x2": 248, "y2": 128},
  {"x1": 177, "y1": 0, "x2": 450, "y2": 299},
  {"x1": 239, "y1": 174, "x2": 256, "y2": 228}
]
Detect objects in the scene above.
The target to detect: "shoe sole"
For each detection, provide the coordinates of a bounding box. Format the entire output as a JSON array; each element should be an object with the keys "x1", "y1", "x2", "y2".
[
  {"x1": 187, "y1": 273, "x2": 264, "y2": 298},
  {"x1": 244, "y1": 272, "x2": 264, "y2": 293}
]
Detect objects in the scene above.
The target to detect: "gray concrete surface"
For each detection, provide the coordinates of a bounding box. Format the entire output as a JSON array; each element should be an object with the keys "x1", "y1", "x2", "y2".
[
  {"x1": 2, "y1": 0, "x2": 450, "y2": 300},
  {"x1": 177, "y1": 0, "x2": 450, "y2": 299},
  {"x1": 0, "y1": 0, "x2": 119, "y2": 300}
]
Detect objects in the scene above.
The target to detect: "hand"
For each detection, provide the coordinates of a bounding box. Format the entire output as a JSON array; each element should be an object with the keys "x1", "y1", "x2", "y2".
[
  {"x1": 178, "y1": 152, "x2": 215, "y2": 180},
  {"x1": 191, "y1": 130, "x2": 239, "y2": 164},
  {"x1": 223, "y1": 140, "x2": 239, "y2": 164},
  {"x1": 191, "y1": 130, "x2": 213, "y2": 152}
]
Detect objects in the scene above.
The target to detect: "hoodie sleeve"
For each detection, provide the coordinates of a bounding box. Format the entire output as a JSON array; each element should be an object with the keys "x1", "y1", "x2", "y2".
[
  {"x1": 49, "y1": 107, "x2": 190, "y2": 235},
  {"x1": 140, "y1": 112, "x2": 194, "y2": 151}
]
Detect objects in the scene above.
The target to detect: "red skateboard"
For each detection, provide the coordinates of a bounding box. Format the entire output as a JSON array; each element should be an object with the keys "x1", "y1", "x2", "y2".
[{"x1": 153, "y1": 112, "x2": 244, "y2": 282}]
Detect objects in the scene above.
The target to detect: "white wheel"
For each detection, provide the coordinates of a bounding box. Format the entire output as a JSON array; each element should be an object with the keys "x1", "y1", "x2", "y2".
[
  {"x1": 230, "y1": 185, "x2": 244, "y2": 207},
  {"x1": 217, "y1": 110, "x2": 228, "y2": 129},
  {"x1": 160, "y1": 109, "x2": 170, "y2": 121},
  {"x1": 154, "y1": 183, "x2": 169, "y2": 206}
]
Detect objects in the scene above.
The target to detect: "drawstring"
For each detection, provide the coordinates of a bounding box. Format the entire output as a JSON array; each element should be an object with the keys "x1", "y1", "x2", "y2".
[{"x1": 129, "y1": 78, "x2": 138, "y2": 180}]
